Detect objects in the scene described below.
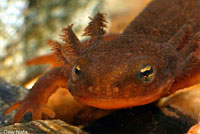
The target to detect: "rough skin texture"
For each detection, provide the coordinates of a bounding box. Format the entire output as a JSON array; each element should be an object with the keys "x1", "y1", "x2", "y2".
[{"x1": 6, "y1": 0, "x2": 200, "y2": 126}]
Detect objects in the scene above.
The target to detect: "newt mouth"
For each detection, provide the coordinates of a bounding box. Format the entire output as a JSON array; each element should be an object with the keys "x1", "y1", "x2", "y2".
[
  {"x1": 74, "y1": 93, "x2": 164, "y2": 109},
  {"x1": 73, "y1": 79, "x2": 174, "y2": 109}
]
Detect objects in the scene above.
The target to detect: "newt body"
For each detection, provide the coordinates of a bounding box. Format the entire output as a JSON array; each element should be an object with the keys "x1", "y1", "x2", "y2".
[{"x1": 6, "y1": 0, "x2": 200, "y2": 125}]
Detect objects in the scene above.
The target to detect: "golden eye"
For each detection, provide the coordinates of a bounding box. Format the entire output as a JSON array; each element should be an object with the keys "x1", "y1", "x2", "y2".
[
  {"x1": 138, "y1": 64, "x2": 154, "y2": 82},
  {"x1": 72, "y1": 64, "x2": 81, "y2": 81}
]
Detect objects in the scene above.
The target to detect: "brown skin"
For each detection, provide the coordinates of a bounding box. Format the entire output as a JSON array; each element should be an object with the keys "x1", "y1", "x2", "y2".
[
  {"x1": 68, "y1": 39, "x2": 176, "y2": 109},
  {"x1": 6, "y1": 0, "x2": 200, "y2": 124}
]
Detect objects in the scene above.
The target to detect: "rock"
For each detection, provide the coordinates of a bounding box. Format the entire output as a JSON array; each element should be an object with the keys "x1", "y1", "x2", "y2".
[
  {"x1": 0, "y1": 120, "x2": 88, "y2": 134},
  {"x1": 159, "y1": 84, "x2": 200, "y2": 120},
  {"x1": 0, "y1": 78, "x2": 29, "y2": 126},
  {"x1": 84, "y1": 104, "x2": 196, "y2": 134}
]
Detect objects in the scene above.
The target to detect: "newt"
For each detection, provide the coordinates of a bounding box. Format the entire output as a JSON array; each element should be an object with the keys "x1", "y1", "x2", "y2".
[{"x1": 5, "y1": 0, "x2": 200, "y2": 128}]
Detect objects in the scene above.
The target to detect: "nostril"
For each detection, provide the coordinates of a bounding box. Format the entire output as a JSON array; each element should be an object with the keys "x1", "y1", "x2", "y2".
[
  {"x1": 88, "y1": 86, "x2": 93, "y2": 92},
  {"x1": 113, "y1": 87, "x2": 119, "y2": 93}
]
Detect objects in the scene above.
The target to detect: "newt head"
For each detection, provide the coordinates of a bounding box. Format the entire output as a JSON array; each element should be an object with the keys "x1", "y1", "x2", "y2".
[
  {"x1": 51, "y1": 13, "x2": 200, "y2": 110},
  {"x1": 67, "y1": 36, "x2": 177, "y2": 109}
]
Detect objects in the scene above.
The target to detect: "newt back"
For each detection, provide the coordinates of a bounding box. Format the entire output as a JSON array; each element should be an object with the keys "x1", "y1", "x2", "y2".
[{"x1": 123, "y1": 0, "x2": 200, "y2": 42}]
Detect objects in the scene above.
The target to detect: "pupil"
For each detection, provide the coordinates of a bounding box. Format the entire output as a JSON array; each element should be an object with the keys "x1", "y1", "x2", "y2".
[
  {"x1": 143, "y1": 70, "x2": 152, "y2": 76},
  {"x1": 75, "y1": 67, "x2": 81, "y2": 75}
]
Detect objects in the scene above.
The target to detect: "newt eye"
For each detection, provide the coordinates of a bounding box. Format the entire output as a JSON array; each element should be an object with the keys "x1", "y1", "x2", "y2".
[
  {"x1": 72, "y1": 64, "x2": 81, "y2": 82},
  {"x1": 138, "y1": 64, "x2": 154, "y2": 82}
]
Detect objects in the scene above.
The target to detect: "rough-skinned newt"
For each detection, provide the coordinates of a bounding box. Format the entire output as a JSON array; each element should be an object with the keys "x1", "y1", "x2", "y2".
[{"x1": 5, "y1": 0, "x2": 200, "y2": 126}]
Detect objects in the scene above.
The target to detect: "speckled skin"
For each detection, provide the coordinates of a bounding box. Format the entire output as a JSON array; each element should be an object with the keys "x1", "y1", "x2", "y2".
[{"x1": 6, "y1": 0, "x2": 200, "y2": 123}]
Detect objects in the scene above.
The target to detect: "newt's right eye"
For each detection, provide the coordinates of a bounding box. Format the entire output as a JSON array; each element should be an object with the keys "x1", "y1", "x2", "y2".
[{"x1": 72, "y1": 64, "x2": 81, "y2": 82}]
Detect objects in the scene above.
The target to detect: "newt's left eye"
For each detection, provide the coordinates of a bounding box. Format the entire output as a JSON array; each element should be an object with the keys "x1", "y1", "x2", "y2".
[
  {"x1": 138, "y1": 64, "x2": 154, "y2": 82},
  {"x1": 72, "y1": 64, "x2": 82, "y2": 82}
]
